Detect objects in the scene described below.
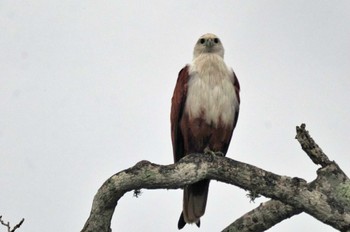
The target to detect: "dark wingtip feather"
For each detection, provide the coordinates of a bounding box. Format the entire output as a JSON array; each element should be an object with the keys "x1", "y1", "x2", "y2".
[
  {"x1": 177, "y1": 212, "x2": 201, "y2": 229},
  {"x1": 178, "y1": 212, "x2": 186, "y2": 230},
  {"x1": 196, "y1": 220, "x2": 200, "y2": 228}
]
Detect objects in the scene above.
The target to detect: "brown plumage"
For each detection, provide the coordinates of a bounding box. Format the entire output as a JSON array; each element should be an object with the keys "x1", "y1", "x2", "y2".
[{"x1": 171, "y1": 34, "x2": 240, "y2": 229}]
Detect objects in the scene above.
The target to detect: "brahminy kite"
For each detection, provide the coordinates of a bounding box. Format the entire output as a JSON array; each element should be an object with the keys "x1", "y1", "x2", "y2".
[{"x1": 171, "y1": 33, "x2": 240, "y2": 229}]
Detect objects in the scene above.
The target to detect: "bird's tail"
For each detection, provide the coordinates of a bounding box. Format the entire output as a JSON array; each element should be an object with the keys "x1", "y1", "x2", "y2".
[{"x1": 178, "y1": 179, "x2": 210, "y2": 229}]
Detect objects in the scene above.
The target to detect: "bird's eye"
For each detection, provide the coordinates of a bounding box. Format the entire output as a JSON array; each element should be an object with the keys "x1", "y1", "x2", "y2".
[
  {"x1": 214, "y1": 38, "x2": 220, "y2": 43},
  {"x1": 199, "y1": 38, "x2": 205, "y2": 44}
]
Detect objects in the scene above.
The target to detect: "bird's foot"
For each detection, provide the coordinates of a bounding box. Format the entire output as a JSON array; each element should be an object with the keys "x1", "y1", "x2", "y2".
[
  {"x1": 214, "y1": 151, "x2": 225, "y2": 157},
  {"x1": 204, "y1": 147, "x2": 224, "y2": 157}
]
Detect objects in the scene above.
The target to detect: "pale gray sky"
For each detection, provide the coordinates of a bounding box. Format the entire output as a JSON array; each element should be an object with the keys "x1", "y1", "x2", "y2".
[{"x1": 1, "y1": 1, "x2": 349, "y2": 231}]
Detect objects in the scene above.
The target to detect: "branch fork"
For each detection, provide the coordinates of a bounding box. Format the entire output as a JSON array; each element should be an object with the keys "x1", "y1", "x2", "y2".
[{"x1": 81, "y1": 124, "x2": 350, "y2": 232}]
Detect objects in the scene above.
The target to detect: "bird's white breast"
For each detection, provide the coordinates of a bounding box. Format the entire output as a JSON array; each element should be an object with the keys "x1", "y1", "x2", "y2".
[{"x1": 185, "y1": 54, "x2": 239, "y2": 127}]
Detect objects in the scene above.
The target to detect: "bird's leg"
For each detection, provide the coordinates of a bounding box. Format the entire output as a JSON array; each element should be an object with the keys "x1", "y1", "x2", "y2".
[{"x1": 204, "y1": 147, "x2": 225, "y2": 157}]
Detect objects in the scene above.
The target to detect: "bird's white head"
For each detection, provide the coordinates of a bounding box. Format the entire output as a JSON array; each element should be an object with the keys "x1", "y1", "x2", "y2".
[{"x1": 193, "y1": 33, "x2": 225, "y2": 59}]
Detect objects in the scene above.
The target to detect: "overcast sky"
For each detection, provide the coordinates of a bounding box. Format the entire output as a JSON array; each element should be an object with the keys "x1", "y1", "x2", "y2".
[{"x1": 1, "y1": 1, "x2": 350, "y2": 232}]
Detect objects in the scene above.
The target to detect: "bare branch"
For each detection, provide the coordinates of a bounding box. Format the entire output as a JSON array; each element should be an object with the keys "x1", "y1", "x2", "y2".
[
  {"x1": 0, "y1": 216, "x2": 24, "y2": 232},
  {"x1": 295, "y1": 123, "x2": 332, "y2": 167},
  {"x1": 81, "y1": 124, "x2": 350, "y2": 232},
  {"x1": 10, "y1": 219, "x2": 24, "y2": 232},
  {"x1": 222, "y1": 200, "x2": 302, "y2": 232}
]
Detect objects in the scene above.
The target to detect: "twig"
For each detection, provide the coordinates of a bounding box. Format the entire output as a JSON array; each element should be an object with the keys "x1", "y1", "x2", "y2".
[
  {"x1": 295, "y1": 123, "x2": 332, "y2": 167},
  {"x1": 0, "y1": 216, "x2": 24, "y2": 232}
]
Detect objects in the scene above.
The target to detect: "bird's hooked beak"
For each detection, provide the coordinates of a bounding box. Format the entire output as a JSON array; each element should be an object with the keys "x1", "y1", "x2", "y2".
[{"x1": 205, "y1": 39, "x2": 214, "y2": 48}]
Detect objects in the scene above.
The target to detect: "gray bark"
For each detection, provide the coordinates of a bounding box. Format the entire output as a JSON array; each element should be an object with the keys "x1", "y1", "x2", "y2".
[{"x1": 81, "y1": 124, "x2": 350, "y2": 232}]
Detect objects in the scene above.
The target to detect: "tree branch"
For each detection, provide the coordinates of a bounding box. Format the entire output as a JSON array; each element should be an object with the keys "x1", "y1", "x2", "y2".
[
  {"x1": 0, "y1": 216, "x2": 24, "y2": 232},
  {"x1": 295, "y1": 123, "x2": 332, "y2": 167},
  {"x1": 222, "y1": 200, "x2": 302, "y2": 232},
  {"x1": 81, "y1": 124, "x2": 350, "y2": 232}
]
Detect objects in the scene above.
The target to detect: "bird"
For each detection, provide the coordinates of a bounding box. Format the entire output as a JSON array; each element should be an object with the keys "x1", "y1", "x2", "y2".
[{"x1": 170, "y1": 33, "x2": 240, "y2": 229}]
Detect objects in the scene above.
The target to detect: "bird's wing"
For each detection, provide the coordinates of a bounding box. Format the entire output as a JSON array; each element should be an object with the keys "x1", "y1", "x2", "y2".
[
  {"x1": 232, "y1": 70, "x2": 240, "y2": 130},
  {"x1": 171, "y1": 66, "x2": 190, "y2": 162}
]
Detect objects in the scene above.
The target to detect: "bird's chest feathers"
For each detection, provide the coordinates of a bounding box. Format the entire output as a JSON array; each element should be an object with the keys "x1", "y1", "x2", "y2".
[{"x1": 185, "y1": 55, "x2": 237, "y2": 127}]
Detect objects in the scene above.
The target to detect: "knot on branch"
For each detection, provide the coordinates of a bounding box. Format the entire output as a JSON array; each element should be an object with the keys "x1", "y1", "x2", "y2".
[
  {"x1": 295, "y1": 123, "x2": 331, "y2": 167},
  {"x1": 133, "y1": 160, "x2": 152, "y2": 168}
]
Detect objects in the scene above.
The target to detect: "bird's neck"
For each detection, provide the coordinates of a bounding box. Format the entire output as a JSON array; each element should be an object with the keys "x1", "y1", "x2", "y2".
[{"x1": 190, "y1": 54, "x2": 228, "y2": 79}]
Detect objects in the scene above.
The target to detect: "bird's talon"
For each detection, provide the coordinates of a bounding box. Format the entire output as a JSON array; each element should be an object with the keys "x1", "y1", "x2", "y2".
[
  {"x1": 204, "y1": 147, "x2": 214, "y2": 155},
  {"x1": 204, "y1": 148, "x2": 224, "y2": 157},
  {"x1": 215, "y1": 151, "x2": 224, "y2": 157}
]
